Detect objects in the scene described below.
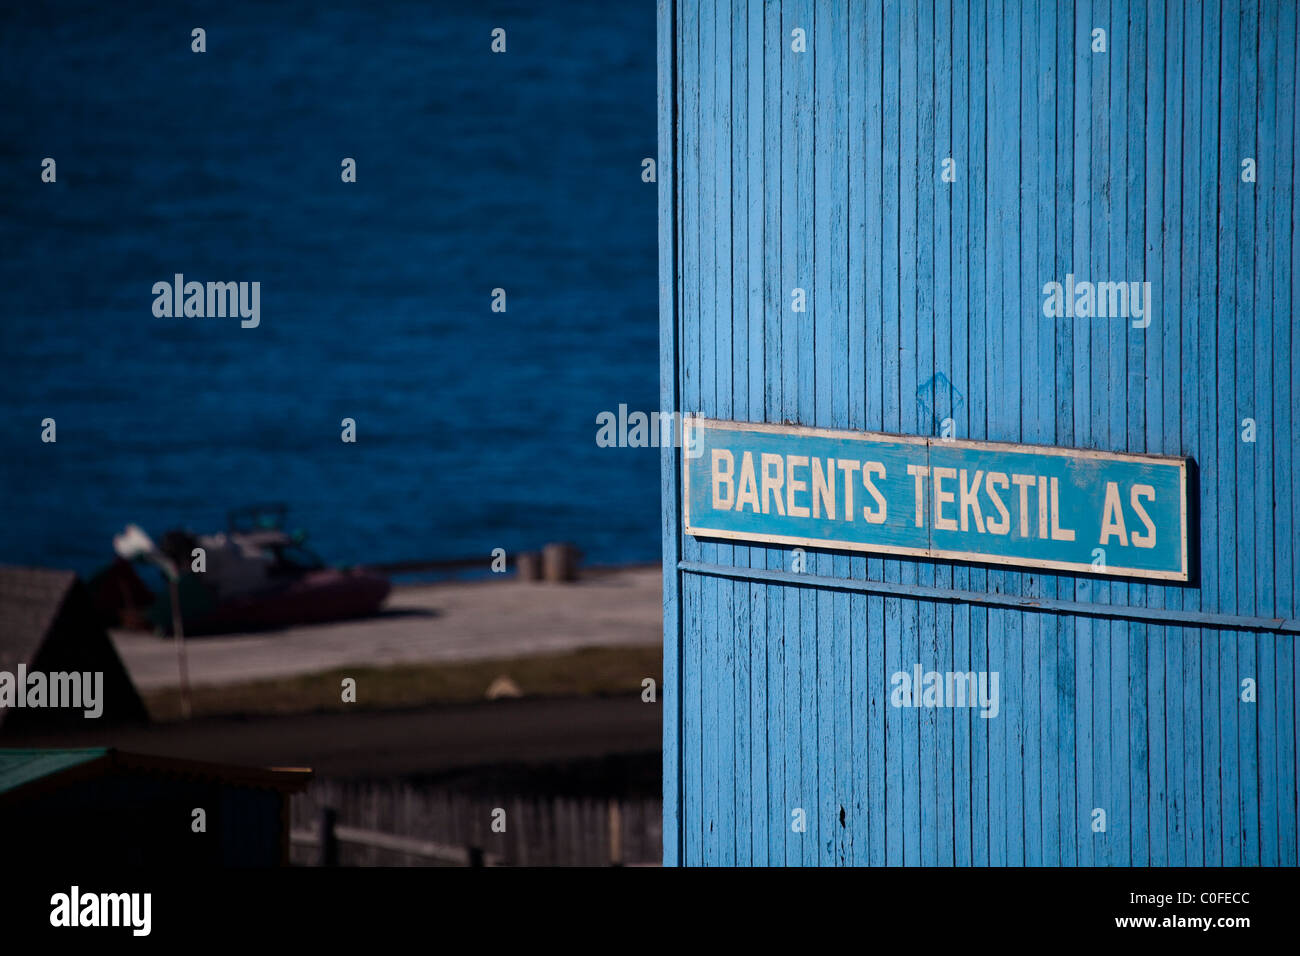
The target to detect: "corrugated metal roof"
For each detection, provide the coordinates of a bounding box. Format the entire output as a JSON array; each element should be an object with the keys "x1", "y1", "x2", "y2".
[{"x1": 0, "y1": 748, "x2": 108, "y2": 794}]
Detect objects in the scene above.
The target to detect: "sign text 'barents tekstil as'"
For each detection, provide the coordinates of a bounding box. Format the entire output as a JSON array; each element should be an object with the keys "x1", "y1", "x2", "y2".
[{"x1": 683, "y1": 419, "x2": 1190, "y2": 582}]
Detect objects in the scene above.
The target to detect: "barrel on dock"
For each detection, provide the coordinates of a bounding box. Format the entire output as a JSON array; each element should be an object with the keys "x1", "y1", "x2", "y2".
[
  {"x1": 515, "y1": 551, "x2": 542, "y2": 581},
  {"x1": 541, "y1": 542, "x2": 580, "y2": 583}
]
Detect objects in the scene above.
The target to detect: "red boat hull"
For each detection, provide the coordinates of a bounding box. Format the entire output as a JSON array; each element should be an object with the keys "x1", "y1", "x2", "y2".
[{"x1": 183, "y1": 569, "x2": 391, "y2": 635}]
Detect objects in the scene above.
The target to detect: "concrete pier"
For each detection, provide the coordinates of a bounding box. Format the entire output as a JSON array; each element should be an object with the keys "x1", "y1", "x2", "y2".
[{"x1": 111, "y1": 565, "x2": 661, "y2": 692}]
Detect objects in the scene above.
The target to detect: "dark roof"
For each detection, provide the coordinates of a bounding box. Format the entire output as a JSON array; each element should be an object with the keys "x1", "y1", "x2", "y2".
[
  {"x1": 0, "y1": 567, "x2": 77, "y2": 671},
  {"x1": 0, "y1": 748, "x2": 311, "y2": 806},
  {"x1": 0, "y1": 566, "x2": 150, "y2": 730},
  {"x1": 0, "y1": 747, "x2": 107, "y2": 794}
]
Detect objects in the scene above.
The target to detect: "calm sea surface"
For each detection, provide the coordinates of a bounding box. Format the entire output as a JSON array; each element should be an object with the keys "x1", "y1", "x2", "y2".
[{"x1": 0, "y1": 0, "x2": 661, "y2": 576}]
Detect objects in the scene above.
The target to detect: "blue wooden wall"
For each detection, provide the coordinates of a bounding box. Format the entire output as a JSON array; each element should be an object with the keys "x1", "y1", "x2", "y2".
[{"x1": 659, "y1": 0, "x2": 1299, "y2": 865}]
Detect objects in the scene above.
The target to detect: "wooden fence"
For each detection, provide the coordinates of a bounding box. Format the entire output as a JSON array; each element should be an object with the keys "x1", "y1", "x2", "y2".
[{"x1": 290, "y1": 777, "x2": 662, "y2": 866}]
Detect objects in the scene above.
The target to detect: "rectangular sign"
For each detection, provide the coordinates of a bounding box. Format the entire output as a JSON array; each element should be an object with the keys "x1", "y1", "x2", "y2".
[{"x1": 684, "y1": 419, "x2": 1190, "y2": 581}]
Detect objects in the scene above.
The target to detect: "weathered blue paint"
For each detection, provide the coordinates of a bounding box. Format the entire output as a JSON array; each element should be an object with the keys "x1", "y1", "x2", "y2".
[
  {"x1": 685, "y1": 419, "x2": 1190, "y2": 579},
  {"x1": 659, "y1": 0, "x2": 1300, "y2": 866}
]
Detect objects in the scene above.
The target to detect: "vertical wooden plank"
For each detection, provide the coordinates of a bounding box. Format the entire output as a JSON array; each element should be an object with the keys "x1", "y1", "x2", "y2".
[
  {"x1": 695, "y1": 1, "x2": 717, "y2": 870},
  {"x1": 711, "y1": 0, "x2": 737, "y2": 868},
  {"x1": 1102, "y1": 0, "x2": 1128, "y2": 868},
  {"x1": 779, "y1": 0, "x2": 807, "y2": 866},
  {"x1": 1069, "y1": 0, "x2": 1094, "y2": 867},
  {"x1": 729, "y1": 0, "x2": 752, "y2": 868},
  {"x1": 744, "y1": 0, "x2": 768, "y2": 869},
  {"x1": 897, "y1": 0, "x2": 923, "y2": 866},
  {"x1": 1243, "y1": 0, "x2": 1265, "y2": 868},
  {"x1": 1234, "y1": 0, "x2": 1260, "y2": 867},
  {"x1": 1041, "y1": 0, "x2": 1067, "y2": 867},
  {"x1": 1182, "y1": 0, "x2": 1209, "y2": 867},
  {"x1": 948, "y1": 0, "x2": 975, "y2": 869},
  {"x1": 1173, "y1": 0, "x2": 1197, "y2": 869},
  {"x1": 1254, "y1": 0, "x2": 1280, "y2": 870},
  {"x1": 1118, "y1": 0, "x2": 1147, "y2": 868},
  {"x1": 811, "y1": 0, "x2": 835, "y2": 865},
  {"x1": 1289, "y1": 0, "x2": 1300, "y2": 868},
  {"x1": 793, "y1": 0, "x2": 819, "y2": 867},
  {"x1": 984, "y1": 0, "x2": 1018, "y2": 867},
  {"x1": 811, "y1": 0, "x2": 832, "y2": 865},
  {"x1": 846, "y1": 0, "x2": 871, "y2": 867},
  {"x1": 1090, "y1": 0, "x2": 1116, "y2": 870},
  {"x1": 819, "y1": 0, "x2": 853, "y2": 866},
  {"x1": 656, "y1": 0, "x2": 681, "y2": 868},
  {"x1": 1051, "y1": 0, "x2": 1078, "y2": 870},
  {"x1": 1120, "y1": 0, "x2": 1141, "y2": 867},
  {"x1": 1138, "y1": 0, "x2": 1165, "y2": 869},
  {"x1": 881, "y1": 0, "x2": 905, "y2": 867},
  {"x1": 1215, "y1": 0, "x2": 1243, "y2": 868},
  {"x1": 998, "y1": 0, "x2": 1023, "y2": 862},
  {"x1": 1162, "y1": 0, "x2": 1188, "y2": 869},
  {"x1": 864, "y1": 0, "x2": 889, "y2": 869},
  {"x1": 762, "y1": 0, "x2": 785, "y2": 869},
  {"x1": 1269, "y1": 0, "x2": 1297, "y2": 868},
  {"x1": 697, "y1": 0, "x2": 721, "y2": 867},
  {"x1": 1293, "y1": 0, "x2": 1300, "y2": 868},
  {"x1": 1019, "y1": 0, "x2": 1048, "y2": 867},
  {"x1": 1008, "y1": 0, "x2": 1027, "y2": 862},
  {"x1": 728, "y1": 0, "x2": 748, "y2": 868},
  {"x1": 679, "y1": 0, "x2": 703, "y2": 868},
  {"x1": 966, "y1": 0, "x2": 990, "y2": 869},
  {"x1": 933, "y1": 0, "x2": 957, "y2": 868},
  {"x1": 914, "y1": 0, "x2": 940, "y2": 868},
  {"x1": 1193, "y1": 0, "x2": 1219, "y2": 869}
]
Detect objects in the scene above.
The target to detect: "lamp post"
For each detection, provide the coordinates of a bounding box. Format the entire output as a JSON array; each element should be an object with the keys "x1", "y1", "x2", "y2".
[{"x1": 115, "y1": 524, "x2": 192, "y2": 719}]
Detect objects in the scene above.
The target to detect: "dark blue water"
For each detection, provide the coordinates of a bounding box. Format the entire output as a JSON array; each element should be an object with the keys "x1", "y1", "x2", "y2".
[{"x1": 0, "y1": 0, "x2": 661, "y2": 576}]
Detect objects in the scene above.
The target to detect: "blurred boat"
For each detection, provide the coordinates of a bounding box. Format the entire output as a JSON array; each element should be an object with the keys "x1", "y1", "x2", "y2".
[{"x1": 90, "y1": 504, "x2": 390, "y2": 636}]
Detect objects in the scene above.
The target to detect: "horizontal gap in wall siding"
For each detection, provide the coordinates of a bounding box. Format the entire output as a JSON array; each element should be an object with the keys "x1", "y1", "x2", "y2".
[{"x1": 678, "y1": 561, "x2": 1300, "y2": 635}]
